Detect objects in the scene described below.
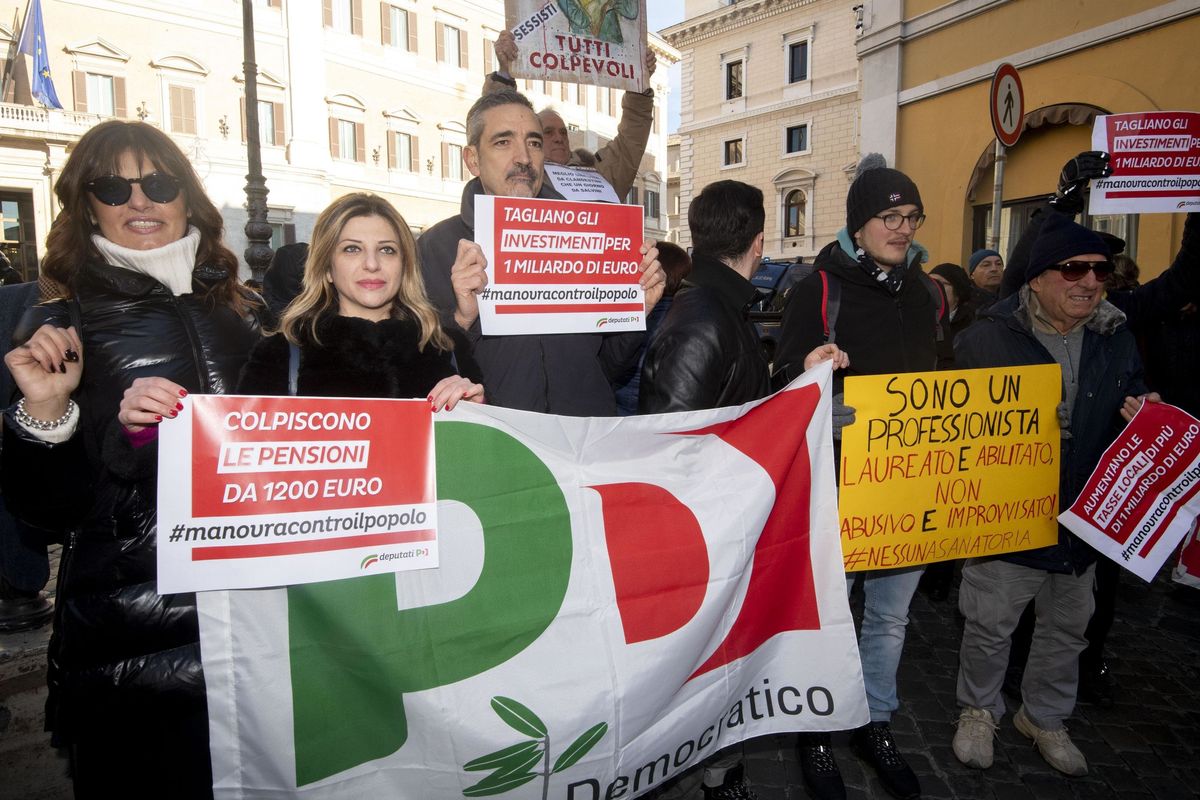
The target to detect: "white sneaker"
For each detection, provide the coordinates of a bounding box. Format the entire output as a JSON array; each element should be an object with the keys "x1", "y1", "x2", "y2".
[
  {"x1": 1013, "y1": 705, "x2": 1088, "y2": 776},
  {"x1": 953, "y1": 706, "x2": 997, "y2": 769}
]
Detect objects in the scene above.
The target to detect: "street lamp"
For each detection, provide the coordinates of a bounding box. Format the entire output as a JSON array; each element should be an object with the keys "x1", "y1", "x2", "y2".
[{"x1": 242, "y1": 0, "x2": 272, "y2": 284}]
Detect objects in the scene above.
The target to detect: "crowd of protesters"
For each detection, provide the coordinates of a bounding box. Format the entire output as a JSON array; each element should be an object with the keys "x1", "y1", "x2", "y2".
[{"x1": 0, "y1": 28, "x2": 1197, "y2": 800}]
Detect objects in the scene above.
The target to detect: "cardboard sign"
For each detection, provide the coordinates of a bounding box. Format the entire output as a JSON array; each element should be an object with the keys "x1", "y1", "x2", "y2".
[
  {"x1": 1089, "y1": 111, "x2": 1200, "y2": 214},
  {"x1": 544, "y1": 163, "x2": 620, "y2": 203},
  {"x1": 506, "y1": 0, "x2": 648, "y2": 93},
  {"x1": 157, "y1": 395, "x2": 438, "y2": 593},
  {"x1": 475, "y1": 195, "x2": 645, "y2": 335},
  {"x1": 1060, "y1": 402, "x2": 1200, "y2": 582},
  {"x1": 839, "y1": 365, "x2": 1061, "y2": 571}
]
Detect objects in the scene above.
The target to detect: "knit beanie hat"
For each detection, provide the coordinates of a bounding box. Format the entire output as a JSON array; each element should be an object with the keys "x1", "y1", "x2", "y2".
[
  {"x1": 968, "y1": 248, "x2": 1001, "y2": 274},
  {"x1": 846, "y1": 156, "x2": 923, "y2": 235},
  {"x1": 1026, "y1": 214, "x2": 1111, "y2": 283}
]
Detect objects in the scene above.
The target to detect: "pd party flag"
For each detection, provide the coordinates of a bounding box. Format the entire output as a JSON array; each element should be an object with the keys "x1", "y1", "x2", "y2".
[
  {"x1": 197, "y1": 363, "x2": 868, "y2": 799},
  {"x1": 17, "y1": 0, "x2": 62, "y2": 109}
]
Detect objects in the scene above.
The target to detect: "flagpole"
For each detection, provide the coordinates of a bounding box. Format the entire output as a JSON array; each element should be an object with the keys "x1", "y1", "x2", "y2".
[{"x1": 0, "y1": 2, "x2": 31, "y2": 104}]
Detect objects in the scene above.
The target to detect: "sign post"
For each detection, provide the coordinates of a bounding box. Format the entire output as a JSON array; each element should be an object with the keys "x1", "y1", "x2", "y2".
[{"x1": 988, "y1": 63, "x2": 1025, "y2": 250}]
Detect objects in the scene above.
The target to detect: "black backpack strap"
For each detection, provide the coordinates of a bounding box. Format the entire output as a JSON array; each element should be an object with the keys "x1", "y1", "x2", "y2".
[{"x1": 288, "y1": 342, "x2": 300, "y2": 396}]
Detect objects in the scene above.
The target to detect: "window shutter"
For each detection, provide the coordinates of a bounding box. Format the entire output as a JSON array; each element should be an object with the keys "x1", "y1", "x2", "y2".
[
  {"x1": 283, "y1": 223, "x2": 296, "y2": 245},
  {"x1": 381, "y1": 4, "x2": 391, "y2": 45},
  {"x1": 407, "y1": 11, "x2": 418, "y2": 52},
  {"x1": 240, "y1": 97, "x2": 247, "y2": 143},
  {"x1": 113, "y1": 77, "x2": 126, "y2": 118},
  {"x1": 355, "y1": 122, "x2": 365, "y2": 162},
  {"x1": 268, "y1": 0, "x2": 281, "y2": 8},
  {"x1": 273, "y1": 102, "x2": 285, "y2": 146},
  {"x1": 435, "y1": 22, "x2": 445, "y2": 62},
  {"x1": 484, "y1": 39, "x2": 493, "y2": 74},
  {"x1": 72, "y1": 70, "x2": 87, "y2": 112},
  {"x1": 322, "y1": 0, "x2": 333, "y2": 28},
  {"x1": 170, "y1": 86, "x2": 184, "y2": 131},
  {"x1": 441, "y1": 141, "x2": 449, "y2": 179},
  {"x1": 458, "y1": 29, "x2": 468, "y2": 69},
  {"x1": 387, "y1": 131, "x2": 397, "y2": 169},
  {"x1": 329, "y1": 117, "x2": 340, "y2": 158},
  {"x1": 410, "y1": 135, "x2": 419, "y2": 173},
  {"x1": 181, "y1": 86, "x2": 197, "y2": 134},
  {"x1": 351, "y1": 0, "x2": 363, "y2": 35}
]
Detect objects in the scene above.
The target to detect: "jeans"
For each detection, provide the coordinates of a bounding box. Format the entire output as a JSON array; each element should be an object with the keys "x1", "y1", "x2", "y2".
[
  {"x1": 847, "y1": 566, "x2": 925, "y2": 722},
  {"x1": 956, "y1": 558, "x2": 1096, "y2": 729}
]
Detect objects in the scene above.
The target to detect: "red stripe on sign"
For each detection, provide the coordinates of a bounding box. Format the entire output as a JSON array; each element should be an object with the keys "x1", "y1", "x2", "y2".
[
  {"x1": 496, "y1": 303, "x2": 644, "y2": 314},
  {"x1": 191, "y1": 529, "x2": 435, "y2": 560},
  {"x1": 1107, "y1": 190, "x2": 1196, "y2": 198}
]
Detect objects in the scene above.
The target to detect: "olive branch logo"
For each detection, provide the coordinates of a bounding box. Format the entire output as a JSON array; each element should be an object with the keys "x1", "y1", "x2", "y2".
[{"x1": 462, "y1": 696, "x2": 608, "y2": 798}]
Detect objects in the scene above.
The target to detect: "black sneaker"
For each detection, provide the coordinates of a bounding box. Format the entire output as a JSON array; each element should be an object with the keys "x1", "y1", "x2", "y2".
[
  {"x1": 796, "y1": 732, "x2": 846, "y2": 800},
  {"x1": 0, "y1": 590, "x2": 53, "y2": 632},
  {"x1": 701, "y1": 763, "x2": 757, "y2": 800},
  {"x1": 849, "y1": 722, "x2": 920, "y2": 800}
]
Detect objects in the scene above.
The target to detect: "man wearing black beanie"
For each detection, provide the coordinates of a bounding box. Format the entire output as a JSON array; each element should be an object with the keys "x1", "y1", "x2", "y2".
[
  {"x1": 951, "y1": 214, "x2": 1157, "y2": 778},
  {"x1": 775, "y1": 156, "x2": 945, "y2": 800}
]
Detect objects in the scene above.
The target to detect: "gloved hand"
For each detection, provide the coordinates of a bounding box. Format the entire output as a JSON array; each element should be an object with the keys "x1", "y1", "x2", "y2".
[
  {"x1": 1056, "y1": 401, "x2": 1073, "y2": 440},
  {"x1": 832, "y1": 392, "x2": 856, "y2": 440},
  {"x1": 1049, "y1": 151, "x2": 1111, "y2": 215}
]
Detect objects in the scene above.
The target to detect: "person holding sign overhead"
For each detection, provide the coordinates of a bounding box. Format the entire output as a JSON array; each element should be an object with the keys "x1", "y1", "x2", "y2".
[
  {"x1": 236, "y1": 192, "x2": 484, "y2": 409},
  {"x1": 951, "y1": 214, "x2": 1157, "y2": 777},
  {"x1": 417, "y1": 89, "x2": 664, "y2": 415},
  {"x1": 1, "y1": 120, "x2": 262, "y2": 797}
]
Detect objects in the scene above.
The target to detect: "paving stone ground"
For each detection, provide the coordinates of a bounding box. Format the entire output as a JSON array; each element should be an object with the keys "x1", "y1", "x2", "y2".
[{"x1": 737, "y1": 568, "x2": 1200, "y2": 799}]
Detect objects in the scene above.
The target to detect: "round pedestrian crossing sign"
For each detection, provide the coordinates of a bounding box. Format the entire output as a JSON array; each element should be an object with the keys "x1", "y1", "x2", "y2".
[{"x1": 990, "y1": 63, "x2": 1025, "y2": 147}]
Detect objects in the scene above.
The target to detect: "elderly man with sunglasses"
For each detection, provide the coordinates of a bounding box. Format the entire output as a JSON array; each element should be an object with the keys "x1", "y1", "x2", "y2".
[{"x1": 951, "y1": 213, "x2": 1157, "y2": 777}]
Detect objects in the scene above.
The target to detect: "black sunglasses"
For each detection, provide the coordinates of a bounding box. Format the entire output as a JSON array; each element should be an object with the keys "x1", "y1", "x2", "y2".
[
  {"x1": 85, "y1": 173, "x2": 181, "y2": 206},
  {"x1": 1049, "y1": 261, "x2": 1115, "y2": 282}
]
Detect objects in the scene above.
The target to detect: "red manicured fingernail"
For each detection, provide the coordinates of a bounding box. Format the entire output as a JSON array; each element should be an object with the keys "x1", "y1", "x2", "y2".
[
  {"x1": 444, "y1": 404, "x2": 450, "y2": 411},
  {"x1": 179, "y1": 389, "x2": 188, "y2": 397},
  {"x1": 176, "y1": 402, "x2": 184, "y2": 411},
  {"x1": 430, "y1": 403, "x2": 438, "y2": 412},
  {"x1": 170, "y1": 410, "x2": 178, "y2": 417},
  {"x1": 154, "y1": 415, "x2": 163, "y2": 422}
]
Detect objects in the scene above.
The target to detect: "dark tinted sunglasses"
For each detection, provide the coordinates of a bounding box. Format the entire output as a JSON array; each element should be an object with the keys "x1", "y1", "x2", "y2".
[
  {"x1": 85, "y1": 173, "x2": 181, "y2": 206},
  {"x1": 1049, "y1": 261, "x2": 1115, "y2": 282}
]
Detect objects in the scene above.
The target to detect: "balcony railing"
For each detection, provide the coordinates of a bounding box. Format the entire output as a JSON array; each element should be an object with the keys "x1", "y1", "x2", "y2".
[{"x1": 0, "y1": 103, "x2": 103, "y2": 139}]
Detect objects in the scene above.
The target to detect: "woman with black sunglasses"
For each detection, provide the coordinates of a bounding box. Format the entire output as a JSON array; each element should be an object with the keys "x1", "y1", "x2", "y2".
[{"x1": 1, "y1": 120, "x2": 260, "y2": 797}]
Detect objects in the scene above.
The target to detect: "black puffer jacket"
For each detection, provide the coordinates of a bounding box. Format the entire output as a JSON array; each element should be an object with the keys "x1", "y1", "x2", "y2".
[
  {"x1": 639, "y1": 254, "x2": 770, "y2": 412},
  {"x1": 1, "y1": 261, "x2": 261, "y2": 745},
  {"x1": 236, "y1": 313, "x2": 456, "y2": 398},
  {"x1": 955, "y1": 288, "x2": 1146, "y2": 574}
]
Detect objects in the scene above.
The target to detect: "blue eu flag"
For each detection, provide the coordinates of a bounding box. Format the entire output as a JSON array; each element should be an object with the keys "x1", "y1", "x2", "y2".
[{"x1": 17, "y1": 0, "x2": 63, "y2": 109}]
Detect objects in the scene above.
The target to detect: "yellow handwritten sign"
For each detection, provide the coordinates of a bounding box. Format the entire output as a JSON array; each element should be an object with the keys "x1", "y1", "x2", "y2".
[{"x1": 840, "y1": 364, "x2": 1062, "y2": 572}]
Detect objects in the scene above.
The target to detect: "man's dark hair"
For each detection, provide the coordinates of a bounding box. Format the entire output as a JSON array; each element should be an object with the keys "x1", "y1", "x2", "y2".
[
  {"x1": 466, "y1": 89, "x2": 534, "y2": 147},
  {"x1": 688, "y1": 180, "x2": 764, "y2": 262}
]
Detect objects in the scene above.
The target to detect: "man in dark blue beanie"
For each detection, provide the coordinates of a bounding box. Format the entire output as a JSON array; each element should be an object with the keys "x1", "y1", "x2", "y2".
[{"x1": 950, "y1": 212, "x2": 1159, "y2": 777}]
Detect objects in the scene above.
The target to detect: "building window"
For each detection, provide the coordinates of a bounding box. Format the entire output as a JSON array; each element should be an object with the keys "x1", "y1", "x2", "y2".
[
  {"x1": 86, "y1": 73, "x2": 116, "y2": 116},
  {"x1": 786, "y1": 124, "x2": 809, "y2": 154},
  {"x1": 443, "y1": 142, "x2": 463, "y2": 180},
  {"x1": 626, "y1": 186, "x2": 639, "y2": 205},
  {"x1": 168, "y1": 85, "x2": 196, "y2": 134},
  {"x1": 325, "y1": 0, "x2": 363, "y2": 35},
  {"x1": 788, "y1": 41, "x2": 809, "y2": 83},
  {"x1": 389, "y1": 131, "x2": 419, "y2": 172},
  {"x1": 258, "y1": 100, "x2": 281, "y2": 146},
  {"x1": 437, "y1": 23, "x2": 468, "y2": 69},
  {"x1": 383, "y1": 5, "x2": 416, "y2": 51},
  {"x1": 329, "y1": 117, "x2": 365, "y2": 162},
  {"x1": 725, "y1": 59, "x2": 743, "y2": 100},
  {"x1": 723, "y1": 138, "x2": 744, "y2": 167},
  {"x1": 784, "y1": 190, "x2": 806, "y2": 238},
  {"x1": 643, "y1": 190, "x2": 660, "y2": 220}
]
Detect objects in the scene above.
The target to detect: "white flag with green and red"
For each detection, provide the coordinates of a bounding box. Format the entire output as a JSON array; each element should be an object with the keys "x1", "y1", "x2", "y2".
[{"x1": 197, "y1": 362, "x2": 867, "y2": 799}]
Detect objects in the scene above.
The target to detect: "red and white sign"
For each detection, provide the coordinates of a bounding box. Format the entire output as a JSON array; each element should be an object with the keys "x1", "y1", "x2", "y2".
[
  {"x1": 475, "y1": 195, "x2": 645, "y2": 335},
  {"x1": 1089, "y1": 111, "x2": 1200, "y2": 214},
  {"x1": 1173, "y1": 520, "x2": 1200, "y2": 589},
  {"x1": 989, "y1": 63, "x2": 1024, "y2": 148},
  {"x1": 157, "y1": 395, "x2": 438, "y2": 593},
  {"x1": 1060, "y1": 402, "x2": 1200, "y2": 582}
]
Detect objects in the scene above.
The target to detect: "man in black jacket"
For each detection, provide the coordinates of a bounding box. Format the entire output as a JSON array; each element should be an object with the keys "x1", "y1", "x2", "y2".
[
  {"x1": 418, "y1": 89, "x2": 663, "y2": 415},
  {"x1": 951, "y1": 215, "x2": 1155, "y2": 777},
  {"x1": 640, "y1": 180, "x2": 843, "y2": 799}
]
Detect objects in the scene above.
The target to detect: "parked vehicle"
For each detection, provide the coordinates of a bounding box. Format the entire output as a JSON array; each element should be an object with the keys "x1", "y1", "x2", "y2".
[{"x1": 749, "y1": 257, "x2": 812, "y2": 364}]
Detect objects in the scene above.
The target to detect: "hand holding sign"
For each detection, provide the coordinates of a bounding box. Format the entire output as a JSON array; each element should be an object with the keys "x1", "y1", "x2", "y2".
[
  {"x1": 451, "y1": 238, "x2": 488, "y2": 330},
  {"x1": 1121, "y1": 392, "x2": 1162, "y2": 423},
  {"x1": 119, "y1": 376, "x2": 187, "y2": 432},
  {"x1": 638, "y1": 240, "x2": 664, "y2": 313}
]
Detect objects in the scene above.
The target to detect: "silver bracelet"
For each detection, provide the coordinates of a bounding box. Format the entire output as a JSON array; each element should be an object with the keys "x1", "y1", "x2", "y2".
[{"x1": 14, "y1": 398, "x2": 77, "y2": 431}]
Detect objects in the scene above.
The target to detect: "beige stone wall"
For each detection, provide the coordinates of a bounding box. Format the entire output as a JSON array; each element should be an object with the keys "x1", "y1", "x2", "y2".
[{"x1": 666, "y1": 0, "x2": 861, "y2": 259}]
